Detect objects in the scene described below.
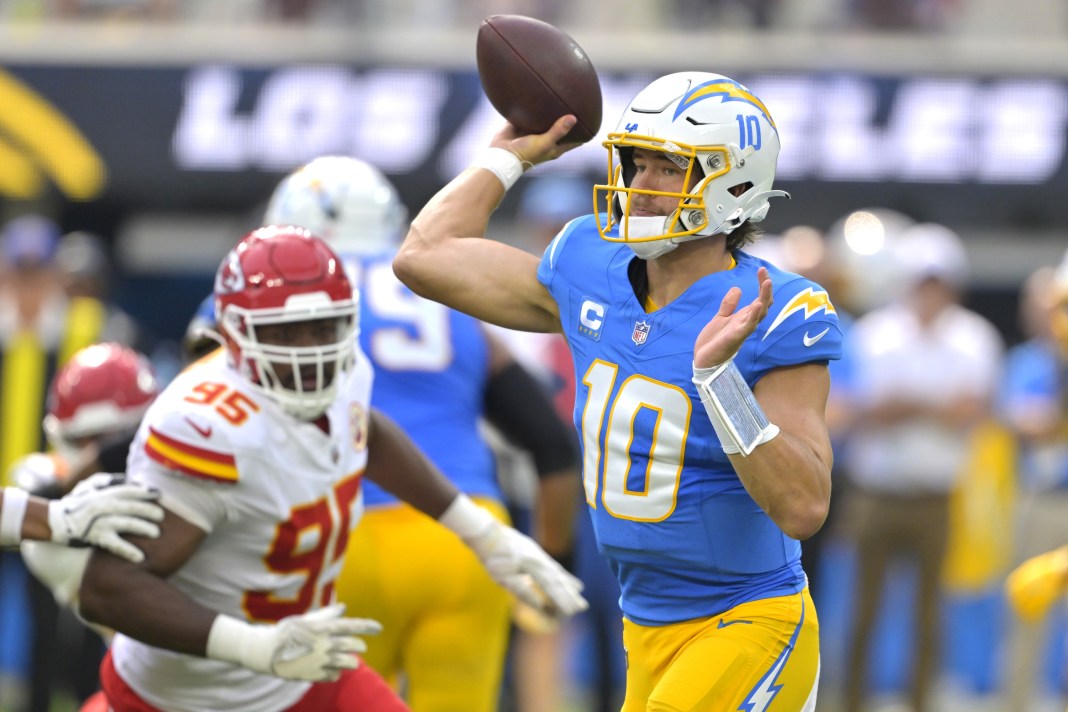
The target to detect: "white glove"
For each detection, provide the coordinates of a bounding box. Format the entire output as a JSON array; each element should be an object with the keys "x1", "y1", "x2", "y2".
[
  {"x1": 206, "y1": 604, "x2": 383, "y2": 682},
  {"x1": 440, "y1": 495, "x2": 588, "y2": 618},
  {"x1": 48, "y1": 473, "x2": 164, "y2": 563}
]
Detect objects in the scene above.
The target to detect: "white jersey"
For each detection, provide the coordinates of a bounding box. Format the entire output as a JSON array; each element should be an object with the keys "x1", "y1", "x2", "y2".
[{"x1": 110, "y1": 349, "x2": 374, "y2": 712}]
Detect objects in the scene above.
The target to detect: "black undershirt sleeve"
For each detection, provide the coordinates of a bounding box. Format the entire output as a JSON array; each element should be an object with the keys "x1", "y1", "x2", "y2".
[{"x1": 483, "y1": 362, "x2": 580, "y2": 478}]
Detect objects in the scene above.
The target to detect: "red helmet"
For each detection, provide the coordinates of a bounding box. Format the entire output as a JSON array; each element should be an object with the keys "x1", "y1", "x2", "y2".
[
  {"x1": 44, "y1": 343, "x2": 159, "y2": 453},
  {"x1": 214, "y1": 225, "x2": 357, "y2": 420}
]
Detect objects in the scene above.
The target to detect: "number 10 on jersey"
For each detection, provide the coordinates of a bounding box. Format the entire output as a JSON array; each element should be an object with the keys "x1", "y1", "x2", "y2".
[{"x1": 580, "y1": 359, "x2": 691, "y2": 523}]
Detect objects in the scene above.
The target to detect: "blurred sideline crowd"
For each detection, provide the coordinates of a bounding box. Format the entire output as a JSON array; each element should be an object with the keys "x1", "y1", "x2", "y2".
[
  {"x1": 1, "y1": 0, "x2": 1066, "y2": 35},
  {"x1": 0, "y1": 177, "x2": 1068, "y2": 712}
]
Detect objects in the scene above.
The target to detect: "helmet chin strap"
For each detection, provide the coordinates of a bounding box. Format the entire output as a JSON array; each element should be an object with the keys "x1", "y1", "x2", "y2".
[
  {"x1": 624, "y1": 214, "x2": 708, "y2": 260},
  {"x1": 628, "y1": 239, "x2": 679, "y2": 260}
]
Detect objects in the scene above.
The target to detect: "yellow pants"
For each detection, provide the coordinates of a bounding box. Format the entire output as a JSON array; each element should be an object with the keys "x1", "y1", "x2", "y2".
[
  {"x1": 621, "y1": 588, "x2": 819, "y2": 712},
  {"x1": 335, "y1": 499, "x2": 512, "y2": 712}
]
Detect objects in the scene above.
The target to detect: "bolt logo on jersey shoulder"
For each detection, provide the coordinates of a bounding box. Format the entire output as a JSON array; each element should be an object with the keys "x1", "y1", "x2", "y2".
[
  {"x1": 215, "y1": 250, "x2": 246, "y2": 295},
  {"x1": 762, "y1": 288, "x2": 836, "y2": 341},
  {"x1": 673, "y1": 79, "x2": 777, "y2": 129}
]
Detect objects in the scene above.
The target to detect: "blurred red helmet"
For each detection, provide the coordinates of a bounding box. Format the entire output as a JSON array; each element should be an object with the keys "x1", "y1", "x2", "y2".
[
  {"x1": 214, "y1": 225, "x2": 358, "y2": 419},
  {"x1": 44, "y1": 342, "x2": 159, "y2": 449}
]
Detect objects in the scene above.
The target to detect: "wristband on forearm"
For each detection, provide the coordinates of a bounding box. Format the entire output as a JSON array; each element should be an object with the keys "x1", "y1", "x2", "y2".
[
  {"x1": 0, "y1": 487, "x2": 29, "y2": 546},
  {"x1": 470, "y1": 148, "x2": 530, "y2": 191},
  {"x1": 693, "y1": 360, "x2": 780, "y2": 456},
  {"x1": 438, "y1": 494, "x2": 496, "y2": 539},
  {"x1": 206, "y1": 614, "x2": 271, "y2": 672}
]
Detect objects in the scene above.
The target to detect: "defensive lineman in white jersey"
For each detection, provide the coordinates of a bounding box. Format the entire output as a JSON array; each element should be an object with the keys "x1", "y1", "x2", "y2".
[{"x1": 77, "y1": 226, "x2": 586, "y2": 712}]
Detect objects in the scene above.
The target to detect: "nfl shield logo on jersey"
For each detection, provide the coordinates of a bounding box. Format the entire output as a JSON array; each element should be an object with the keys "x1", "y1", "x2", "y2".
[{"x1": 632, "y1": 320, "x2": 650, "y2": 346}]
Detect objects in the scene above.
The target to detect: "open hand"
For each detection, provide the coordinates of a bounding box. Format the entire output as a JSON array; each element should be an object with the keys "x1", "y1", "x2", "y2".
[{"x1": 694, "y1": 267, "x2": 773, "y2": 369}]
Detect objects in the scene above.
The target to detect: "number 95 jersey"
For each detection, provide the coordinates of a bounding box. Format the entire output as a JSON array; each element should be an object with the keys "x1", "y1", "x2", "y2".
[
  {"x1": 111, "y1": 348, "x2": 373, "y2": 712},
  {"x1": 538, "y1": 215, "x2": 842, "y2": 627}
]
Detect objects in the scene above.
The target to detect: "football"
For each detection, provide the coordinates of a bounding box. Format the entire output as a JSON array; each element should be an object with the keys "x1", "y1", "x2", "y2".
[{"x1": 476, "y1": 14, "x2": 602, "y2": 145}]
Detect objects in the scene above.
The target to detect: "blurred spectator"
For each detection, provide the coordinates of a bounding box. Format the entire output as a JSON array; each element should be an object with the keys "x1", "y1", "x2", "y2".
[
  {"x1": 1000, "y1": 258, "x2": 1068, "y2": 710},
  {"x1": 54, "y1": 231, "x2": 140, "y2": 348},
  {"x1": 845, "y1": 0, "x2": 960, "y2": 30},
  {"x1": 673, "y1": 0, "x2": 781, "y2": 28},
  {"x1": 1, "y1": 215, "x2": 68, "y2": 482},
  {"x1": 840, "y1": 222, "x2": 1004, "y2": 712},
  {"x1": 54, "y1": 0, "x2": 176, "y2": 20},
  {"x1": 0, "y1": 214, "x2": 114, "y2": 712}
]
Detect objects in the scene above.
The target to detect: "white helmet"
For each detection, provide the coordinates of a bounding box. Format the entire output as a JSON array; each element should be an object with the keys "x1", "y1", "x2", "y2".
[
  {"x1": 826, "y1": 207, "x2": 915, "y2": 314},
  {"x1": 595, "y1": 72, "x2": 788, "y2": 259},
  {"x1": 264, "y1": 156, "x2": 408, "y2": 255},
  {"x1": 893, "y1": 222, "x2": 969, "y2": 289}
]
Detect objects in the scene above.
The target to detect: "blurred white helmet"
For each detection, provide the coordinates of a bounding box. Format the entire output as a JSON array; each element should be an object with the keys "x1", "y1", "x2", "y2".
[
  {"x1": 826, "y1": 207, "x2": 916, "y2": 314},
  {"x1": 264, "y1": 156, "x2": 408, "y2": 255},
  {"x1": 893, "y1": 222, "x2": 968, "y2": 289},
  {"x1": 595, "y1": 72, "x2": 788, "y2": 259}
]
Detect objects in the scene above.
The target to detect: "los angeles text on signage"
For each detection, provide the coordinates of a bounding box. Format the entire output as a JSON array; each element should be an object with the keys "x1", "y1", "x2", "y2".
[
  {"x1": 4, "y1": 62, "x2": 1067, "y2": 230},
  {"x1": 172, "y1": 65, "x2": 1066, "y2": 185}
]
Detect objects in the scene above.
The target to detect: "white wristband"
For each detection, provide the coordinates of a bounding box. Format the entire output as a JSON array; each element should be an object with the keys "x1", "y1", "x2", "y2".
[
  {"x1": 206, "y1": 614, "x2": 271, "y2": 672},
  {"x1": 438, "y1": 494, "x2": 496, "y2": 541},
  {"x1": 0, "y1": 487, "x2": 30, "y2": 546},
  {"x1": 693, "y1": 360, "x2": 780, "y2": 456},
  {"x1": 471, "y1": 147, "x2": 529, "y2": 191}
]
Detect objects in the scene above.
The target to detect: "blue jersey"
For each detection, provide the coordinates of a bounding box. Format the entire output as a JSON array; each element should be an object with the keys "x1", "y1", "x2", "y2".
[
  {"x1": 1000, "y1": 338, "x2": 1068, "y2": 491},
  {"x1": 538, "y1": 215, "x2": 843, "y2": 626},
  {"x1": 346, "y1": 250, "x2": 501, "y2": 506}
]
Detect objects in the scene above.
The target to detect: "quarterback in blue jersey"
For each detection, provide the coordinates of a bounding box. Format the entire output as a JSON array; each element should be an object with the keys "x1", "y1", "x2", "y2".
[
  {"x1": 260, "y1": 157, "x2": 582, "y2": 712},
  {"x1": 395, "y1": 71, "x2": 842, "y2": 711}
]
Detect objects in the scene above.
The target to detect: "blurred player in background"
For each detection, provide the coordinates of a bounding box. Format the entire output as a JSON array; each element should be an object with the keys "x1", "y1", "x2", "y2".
[
  {"x1": 262, "y1": 156, "x2": 581, "y2": 712},
  {"x1": 1002, "y1": 254, "x2": 1068, "y2": 709},
  {"x1": 1, "y1": 341, "x2": 163, "y2": 564},
  {"x1": 54, "y1": 230, "x2": 141, "y2": 348},
  {"x1": 76, "y1": 226, "x2": 585, "y2": 712},
  {"x1": 10, "y1": 342, "x2": 161, "y2": 706},
  {"x1": 395, "y1": 71, "x2": 841, "y2": 710}
]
